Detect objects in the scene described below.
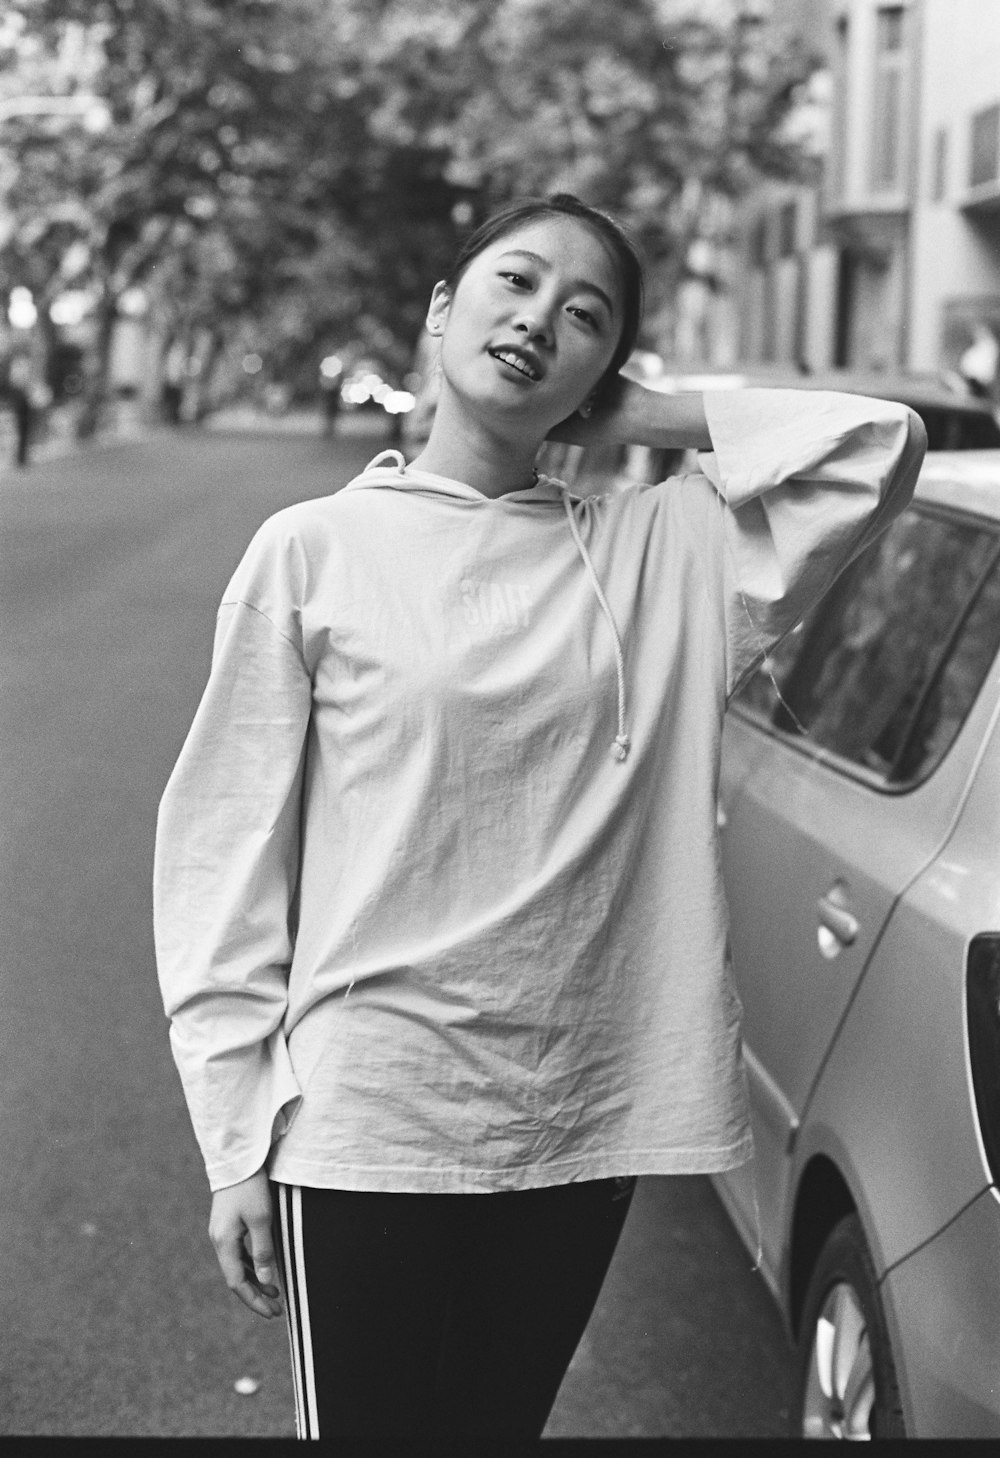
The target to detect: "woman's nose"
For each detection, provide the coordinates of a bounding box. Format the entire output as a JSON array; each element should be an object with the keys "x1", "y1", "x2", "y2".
[{"x1": 512, "y1": 307, "x2": 554, "y2": 346}]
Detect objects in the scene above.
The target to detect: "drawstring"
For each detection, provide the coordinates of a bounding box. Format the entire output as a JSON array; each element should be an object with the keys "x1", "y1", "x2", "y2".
[
  {"x1": 561, "y1": 491, "x2": 631, "y2": 763},
  {"x1": 364, "y1": 449, "x2": 407, "y2": 472},
  {"x1": 352, "y1": 454, "x2": 631, "y2": 764}
]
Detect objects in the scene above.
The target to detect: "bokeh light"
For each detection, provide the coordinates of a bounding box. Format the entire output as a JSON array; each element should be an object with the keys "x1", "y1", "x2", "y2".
[{"x1": 8, "y1": 286, "x2": 37, "y2": 330}]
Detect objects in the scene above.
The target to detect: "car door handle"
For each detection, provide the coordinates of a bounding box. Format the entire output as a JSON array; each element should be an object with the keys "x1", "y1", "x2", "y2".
[{"x1": 817, "y1": 890, "x2": 859, "y2": 957}]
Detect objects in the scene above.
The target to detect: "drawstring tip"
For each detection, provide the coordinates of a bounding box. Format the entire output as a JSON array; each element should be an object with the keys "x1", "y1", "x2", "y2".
[{"x1": 611, "y1": 734, "x2": 631, "y2": 762}]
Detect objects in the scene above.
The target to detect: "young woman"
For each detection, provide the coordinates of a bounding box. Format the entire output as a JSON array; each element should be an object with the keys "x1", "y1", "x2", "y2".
[{"x1": 154, "y1": 194, "x2": 925, "y2": 1439}]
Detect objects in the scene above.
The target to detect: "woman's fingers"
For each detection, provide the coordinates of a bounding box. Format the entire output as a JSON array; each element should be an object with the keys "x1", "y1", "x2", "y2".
[
  {"x1": 246, "y1": 1214, "x2": 283, "y2": 1306},
  {"x1": 209, "y1": 1172, "x2": 284, "y2": 1319},
  {"x1": 213, "y1": 1228, "x2": 274, "y2": 1317}
]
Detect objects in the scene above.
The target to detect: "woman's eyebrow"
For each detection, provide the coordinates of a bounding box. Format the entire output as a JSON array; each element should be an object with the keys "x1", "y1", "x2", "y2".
[{"x1": 496, "y1": 249, "x2": 616, "y2": 317}]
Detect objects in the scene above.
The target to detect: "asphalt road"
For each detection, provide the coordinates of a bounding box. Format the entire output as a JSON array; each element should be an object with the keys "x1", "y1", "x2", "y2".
[{"x1": 0, "y1": 422, "x2": 794, "y2": 1438}]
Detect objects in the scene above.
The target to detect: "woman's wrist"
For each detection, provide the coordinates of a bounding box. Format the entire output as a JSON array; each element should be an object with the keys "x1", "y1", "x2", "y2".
[{"x1": 615, "y1": 384, "x2": 711, "y2": 450}]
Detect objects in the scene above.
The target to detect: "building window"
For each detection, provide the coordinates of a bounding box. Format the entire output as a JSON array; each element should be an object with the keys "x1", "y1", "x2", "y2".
[
  {"x1": 970, "y1": 104, "x2": 1000, "y2": 189},
  {"x1": 870, "y1": 4, "x2": 907, "y2": 194},
  {"x1": 931, "y1": 126, "x2": 948, "y2": 202}
]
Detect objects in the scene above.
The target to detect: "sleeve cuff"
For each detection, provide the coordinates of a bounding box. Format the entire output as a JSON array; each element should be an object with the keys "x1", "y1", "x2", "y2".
[{"x1": 702, "y1": 388, "x2": 911, "y2": 508}]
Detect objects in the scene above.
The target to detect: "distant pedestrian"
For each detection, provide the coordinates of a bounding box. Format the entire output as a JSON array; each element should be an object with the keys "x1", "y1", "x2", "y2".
[
  {"x1": 320, "y1": 373, "x2": 342, "y2": 437},
  {"x1": 5, "y1": 355, "x2": 35, "y2": 467},
  {"x1": 959, "y1": 323, "x2": 999, "y2": 400},
  {"x1": 154, "y1": 193, "x2": 925, "y2": 1440},
  {"x1": 161, "y1": 340, "x2": 186, "y2": 425},
  {"x1": 160, "y1": 379, "x2": 183, "y2": 425}
]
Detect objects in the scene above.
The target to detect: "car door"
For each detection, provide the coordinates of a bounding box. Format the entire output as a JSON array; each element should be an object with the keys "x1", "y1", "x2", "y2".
[{"x1": 715, "y1": 504, "x2": 1000, "y2": 1275}]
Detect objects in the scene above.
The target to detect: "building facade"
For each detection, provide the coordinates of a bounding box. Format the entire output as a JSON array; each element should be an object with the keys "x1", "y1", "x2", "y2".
[
  {"x1": 908, "y1": 0, "x2": 1000, "y2": 378},
  {"x1": 735, "y1": 0, "x2": 1000, "y2": 389}
]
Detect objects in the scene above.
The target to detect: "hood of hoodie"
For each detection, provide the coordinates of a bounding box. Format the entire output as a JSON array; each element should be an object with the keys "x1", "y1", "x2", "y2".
[{"x1": 340, "y1": 449, "x2": 590, "y2": 506}]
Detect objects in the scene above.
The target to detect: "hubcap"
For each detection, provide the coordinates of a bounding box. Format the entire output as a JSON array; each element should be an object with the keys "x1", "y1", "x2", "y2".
[{"x1": 802, "y1": 1281, "x2": 875, "y2": 1439}]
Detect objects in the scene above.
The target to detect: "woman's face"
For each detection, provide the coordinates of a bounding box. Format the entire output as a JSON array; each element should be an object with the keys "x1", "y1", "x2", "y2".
[{"x1": 427, "y1": 215, "x2": 625, "y2": 436}]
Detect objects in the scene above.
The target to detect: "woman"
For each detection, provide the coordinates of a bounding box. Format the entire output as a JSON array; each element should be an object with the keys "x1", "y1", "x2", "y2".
[{"x1": 154, "y1": 194, "x2": 925, "y2": 1439}]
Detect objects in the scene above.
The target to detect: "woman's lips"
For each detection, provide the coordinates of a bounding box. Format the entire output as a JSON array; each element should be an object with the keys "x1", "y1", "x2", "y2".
[{"x1": 488, "y1": 347, "x2": 543, "y2": 382}]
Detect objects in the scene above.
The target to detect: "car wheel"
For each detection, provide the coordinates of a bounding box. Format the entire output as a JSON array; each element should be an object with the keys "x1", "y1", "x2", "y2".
[{"x1": 794, "y1": 1213, "x2": 905, "y2": 1439}]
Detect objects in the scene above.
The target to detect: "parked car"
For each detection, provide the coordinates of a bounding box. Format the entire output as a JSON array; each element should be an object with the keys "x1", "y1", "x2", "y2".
[
  {"x1": 537, "y1": 363, "x2": 1000, "y2": 493},
  {"x1": 643, "y1": 364, "x2": 1000, "y2": 452},
  {"x1": 713, "y1": 448, "x2": 1000, "y2": 1437}
]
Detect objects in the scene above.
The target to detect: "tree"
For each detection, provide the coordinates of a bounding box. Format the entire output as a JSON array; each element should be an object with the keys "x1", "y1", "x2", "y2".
[
  {"x1": 0, "y1": 0, "x2": 370, "y2": 430},
  {"x1": 325, "y1": 0, "x2": 819, "y2": 345},
  {"x1": 0, "y1": 0, "x2": 818, "y2": 431}
]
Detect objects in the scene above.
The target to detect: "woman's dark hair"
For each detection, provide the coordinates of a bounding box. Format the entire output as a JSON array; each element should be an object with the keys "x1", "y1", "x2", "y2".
[{"x1": 442, "y1": 193, "x2": 645, "y2": 394}]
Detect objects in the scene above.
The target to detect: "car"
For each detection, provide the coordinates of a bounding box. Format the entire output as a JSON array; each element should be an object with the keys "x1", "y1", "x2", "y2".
[
  {"x1": 712, "y1": 448, "x2": 1000, "y2": 1437},
  {"x1": 639, "y1": 363, "x2": 1000, "y2": 452},
  {"x1": 537, "y1": 362, "x2": 1000, "y2": 494}
]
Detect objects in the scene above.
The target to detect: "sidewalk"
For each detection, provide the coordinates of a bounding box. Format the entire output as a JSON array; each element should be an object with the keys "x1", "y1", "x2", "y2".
[
  {"x1": 0, "y1": 401, "x2": 392, "y2": 480},
  {"x1": 204, "y1": 404, "x2": 392, "y2": 439},
  {"x1": 0, "y1": 397, "x2": 155, "y2": 479},
  {"x1": 0, "y1": 401, "x2": 398, "y2": 474}
]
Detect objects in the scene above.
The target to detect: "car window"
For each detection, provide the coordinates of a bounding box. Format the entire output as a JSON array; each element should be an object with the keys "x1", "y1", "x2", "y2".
[
  {"x1": 897, "y1": 552, "x2": 1000, "y2": 780},
  {"x1": 734, "y1": 507, "x2": 1000, "y2": 786},
  {"x1": 920, "y1": 406, "x2": 1000, "y2": 450}
]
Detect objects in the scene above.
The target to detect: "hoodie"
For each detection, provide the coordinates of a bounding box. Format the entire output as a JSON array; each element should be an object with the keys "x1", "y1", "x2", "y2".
[{"x1": 154, "y1": 389, "x2": 925, "y2": 1193}]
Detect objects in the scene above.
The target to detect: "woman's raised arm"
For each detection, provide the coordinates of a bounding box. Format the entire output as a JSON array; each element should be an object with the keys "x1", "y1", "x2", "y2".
[{"x1": 548, "y1": 376, "x2": 712, "y2": 451}]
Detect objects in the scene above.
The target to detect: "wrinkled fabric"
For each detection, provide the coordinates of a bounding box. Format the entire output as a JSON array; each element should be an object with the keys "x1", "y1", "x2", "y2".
[{"x1": 154, "y1": 390, "x2": 924, "y2": 1192}]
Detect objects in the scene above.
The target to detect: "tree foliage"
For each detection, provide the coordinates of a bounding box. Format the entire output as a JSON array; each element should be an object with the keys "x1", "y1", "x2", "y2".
[{"x1": 0, "y1": 0, "x2": 818, "y2": 428}]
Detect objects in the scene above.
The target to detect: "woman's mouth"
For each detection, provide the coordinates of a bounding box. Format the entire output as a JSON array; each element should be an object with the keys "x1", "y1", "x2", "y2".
[{"x1": 488, "y1": 348, "x2": 542, "y2": 383}]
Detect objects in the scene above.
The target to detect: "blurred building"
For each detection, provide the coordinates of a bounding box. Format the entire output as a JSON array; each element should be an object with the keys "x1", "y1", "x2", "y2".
[
  {"x1": 669, "y1": 0, "x2": 835, "y2": 371},
  {"x1": 733, "y1": 0, "x2": 1000, "y2": 386},
  {"x1": 909, "y1": 1, "x2": 1000, "y2": 379}
]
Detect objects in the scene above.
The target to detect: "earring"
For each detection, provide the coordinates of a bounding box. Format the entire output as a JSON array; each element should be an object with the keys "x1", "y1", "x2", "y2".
[{"x1": 579, "y1": 398, "x2": 594, "y2": 419}]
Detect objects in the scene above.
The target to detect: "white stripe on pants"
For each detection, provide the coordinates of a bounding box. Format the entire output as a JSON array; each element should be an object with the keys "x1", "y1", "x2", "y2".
[{"x1": 277, "y1": 1183, "x2": 320, "y2": 1439}]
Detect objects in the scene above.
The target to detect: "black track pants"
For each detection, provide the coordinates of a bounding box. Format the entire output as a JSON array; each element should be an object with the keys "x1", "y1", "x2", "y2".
[{"x1": 272, "y1": 1176, "x2": 636, "y2": 1439}]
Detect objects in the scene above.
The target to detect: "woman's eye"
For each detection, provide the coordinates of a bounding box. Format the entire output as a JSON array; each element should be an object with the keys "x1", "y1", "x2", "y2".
[
  {"x1": 499, "y1": 271, "x2": 530, "y2": 288},
  {"x1": 569, "y1": 306, "x2": 598, "y2": 328}
]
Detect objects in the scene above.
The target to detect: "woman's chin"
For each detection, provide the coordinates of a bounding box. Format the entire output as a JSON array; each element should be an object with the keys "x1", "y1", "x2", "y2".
[{"x1": 453, "y1": 387, "x2": 556, "y2": 435}]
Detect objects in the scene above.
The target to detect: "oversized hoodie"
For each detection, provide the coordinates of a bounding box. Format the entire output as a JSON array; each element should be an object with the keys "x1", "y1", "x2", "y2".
[{"x1": 154, "y1": 389, "x2": 925, "y2": 1193}]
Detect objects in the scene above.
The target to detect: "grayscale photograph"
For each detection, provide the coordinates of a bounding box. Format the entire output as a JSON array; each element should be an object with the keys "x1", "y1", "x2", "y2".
[{"x1": 1, "y1": 0, "x2": 998, "y2": 1442}]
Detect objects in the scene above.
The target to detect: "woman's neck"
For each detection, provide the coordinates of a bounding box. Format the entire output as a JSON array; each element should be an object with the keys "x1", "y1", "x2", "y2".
[{"x1": 408, "y1": 391, "x2": 545, "y2": 499}]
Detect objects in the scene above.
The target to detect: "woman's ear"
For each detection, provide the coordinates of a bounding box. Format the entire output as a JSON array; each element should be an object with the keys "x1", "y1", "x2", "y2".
[{"x1": 426, "y1": 281, "x2": 450, "y2": 337}]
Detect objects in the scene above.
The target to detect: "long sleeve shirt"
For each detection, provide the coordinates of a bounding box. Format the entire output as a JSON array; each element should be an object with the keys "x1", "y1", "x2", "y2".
[{"x1": 153, "y1": 389, "x2": 925, "y2": 1192}]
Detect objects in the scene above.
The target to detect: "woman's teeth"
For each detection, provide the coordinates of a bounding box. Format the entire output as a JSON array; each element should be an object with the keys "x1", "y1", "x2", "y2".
[{"x1": 492, "y1": 350, "x2": 539, "y2": 381}]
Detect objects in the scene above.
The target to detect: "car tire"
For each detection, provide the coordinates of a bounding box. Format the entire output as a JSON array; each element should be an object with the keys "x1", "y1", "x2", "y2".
[{"x1": 794, "y1": 1213, "x2": 906, "y2": 1439}]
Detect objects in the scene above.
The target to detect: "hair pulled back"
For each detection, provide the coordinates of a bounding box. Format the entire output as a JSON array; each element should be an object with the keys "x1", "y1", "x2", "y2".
[{"x1": 442, "y1": 193, "x2": 645, "y2": 394}]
